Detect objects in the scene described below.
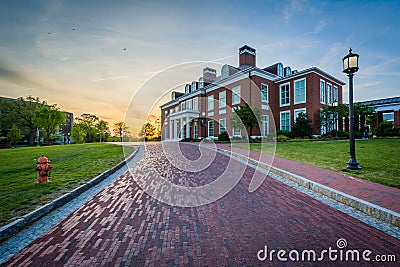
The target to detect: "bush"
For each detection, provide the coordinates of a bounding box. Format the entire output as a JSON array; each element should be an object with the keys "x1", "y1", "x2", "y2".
[
  {"x1": 354, "y1": 131, "x2": 363, "y2": 139},
  {"x1": 376, "y1": 121, "x2": 398, "y2": 137},
  {"x1": 338, "y1": 131, "x2": 349, "y2": 138},
  {"x1": 291, "y1": 113, "x2": 312, "y2": 138},
  {"x1": 277, "y1": 130, "x2": 291, "y2": 137},
  {"x1": 277, "y1": 135, "x2": 288, "y2": 142},
  {"x1": 218, "y1": 131, "x2": 230, "y2": 142}
]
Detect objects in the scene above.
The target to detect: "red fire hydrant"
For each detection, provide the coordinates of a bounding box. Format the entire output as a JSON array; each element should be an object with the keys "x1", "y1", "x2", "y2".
[{"x1": 36, "y1": 155, "x2": 52, "y2": 183}]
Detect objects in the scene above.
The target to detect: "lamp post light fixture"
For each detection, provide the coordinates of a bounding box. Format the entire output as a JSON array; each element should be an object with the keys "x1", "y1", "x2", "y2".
[
  {"x1": 342, "y1": 47, "x2": 361, "y2": 170},
  {"x1": 332, "y1": 101, "x2": 339, "y2": 139}
]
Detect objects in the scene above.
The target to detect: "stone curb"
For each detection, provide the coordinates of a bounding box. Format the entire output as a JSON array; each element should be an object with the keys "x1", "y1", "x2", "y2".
[
  {"x1": 215, "y1": 147, "x2": 400, "y2": 227},
  {"x1": 0, "y1": 147, "x2": 139, "y2": 244}
]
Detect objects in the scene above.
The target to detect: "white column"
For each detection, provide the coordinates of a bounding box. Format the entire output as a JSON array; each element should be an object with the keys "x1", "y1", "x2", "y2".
[
  {"x1": 169, "y1": 118, "x2": 173, "y2": 140},
  {"x1": 186, "y1": 116, "x2": 190, "y2": 139},
  {"x1": 180, "y1": 117, "x2": 184, "y2": 139},
  {"x1": 175, "y1": 119, "x2": 178, "y2": 140}
]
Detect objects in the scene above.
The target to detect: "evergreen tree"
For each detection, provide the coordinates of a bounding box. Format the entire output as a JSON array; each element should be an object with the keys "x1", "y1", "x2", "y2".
[{"x1": 291, "y1": 112, "x2": 312, "y2": 138}]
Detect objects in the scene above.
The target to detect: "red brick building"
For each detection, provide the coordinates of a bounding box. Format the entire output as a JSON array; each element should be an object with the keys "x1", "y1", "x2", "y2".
[{"x1": 160, "y1": 45, "x2": 345, "y2": 140}]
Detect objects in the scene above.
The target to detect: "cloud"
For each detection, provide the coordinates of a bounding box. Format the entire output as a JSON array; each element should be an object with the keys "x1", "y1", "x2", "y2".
[
  {"x1": 314, "y1": 20, "x2": 327, "y2": 34},
  {"x1": 92, "y1": 75, "x2": 129, "y2": 82},
  {"x1": 283, "y1": 0, "x2": 307, "y2": 23}
]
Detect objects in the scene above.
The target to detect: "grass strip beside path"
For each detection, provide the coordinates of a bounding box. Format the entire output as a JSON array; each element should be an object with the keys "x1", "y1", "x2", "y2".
[
  {"x1": 0, "y1": 143, "x2": 135, "y2": 227},
  {"x1": 235, "y1": 139, "x2": 400, "y2": 189}
]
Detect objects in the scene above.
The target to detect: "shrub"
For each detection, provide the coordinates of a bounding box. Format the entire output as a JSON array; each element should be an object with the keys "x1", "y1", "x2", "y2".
[
  {"x1": 277, "y1": 135, "x2": 288, "y2": 142},
  {"x1": 218, "y1": 131, "x2": 230, "y2": 142},
  {"x1": 376, "y1": 121, "x2": 397, "y2": 137},
  {"x1": 277, "y1": 130, "x2": 291, "y2": 137},
  {"x1": 291, "y1": 113, "x2": 312, "y2": 138}
]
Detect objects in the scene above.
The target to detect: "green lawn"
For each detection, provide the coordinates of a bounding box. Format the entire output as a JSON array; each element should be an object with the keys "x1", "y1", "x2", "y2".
[
  {"x1": 235, "y1": 139, "x2": 400, "y2": 189},
  {"x1": 0, "y1": 143, "x2": 135, "y2": 227}
]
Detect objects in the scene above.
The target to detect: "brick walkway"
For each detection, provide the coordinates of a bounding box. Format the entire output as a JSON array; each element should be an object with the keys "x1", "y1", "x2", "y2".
[
  {"x1": 215, "y1": 143, "x2": 400, "y2": 213},
  {"x1": 2, "y1": 143, "x2": 399, "y2": 266}
]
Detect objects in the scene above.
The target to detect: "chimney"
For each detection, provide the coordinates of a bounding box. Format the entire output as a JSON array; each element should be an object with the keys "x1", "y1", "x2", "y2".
[
  {"x1": 239, "y1": 45, "x2": 256, "y2": 67},
  {"x1": 203, "y1": 67, "x2": 217, "y2": 79}
]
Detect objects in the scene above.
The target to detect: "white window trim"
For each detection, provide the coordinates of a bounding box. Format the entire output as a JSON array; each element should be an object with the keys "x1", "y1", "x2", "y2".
[
  {"x1": 294, "y1": 78, "x2": 306, "y2": 105},
  {"x1": 333, "y1": 85, "x2": 339, "y2": 102},
  {"x1": 262, "y1": 115, "x2": 269, "y2": 137},
  {"x1": 280, "y1": 110, "x2": 291, "y2": 131},
  {"x1": 326, "y1": 82, "x2": 333, "y2": 105},
  {"x1": 208, "y1": 120, "x2": 214, "y2": 137},
  {"x1": 232, "y1": 127, "x2": 241, "y2": 137},
  {"x1": 219, "y1": 91, "x2": 226, "y2": 108},
  {"x1": 294, "y1": 108, "x2": 306, "y2": 123},
  {"x1": 219, "y1": 118, "x2": 226, "y2": 134},
  {"x1": 232, "y1": 86, "x2": 241, "y2": 105},
  {"x1": 261, "y1": 83, "x2": 268, "y2": 103},
  {"x1": 193, "y1": 97, "x2": 198, "y2": 111},
  {"x1": 207, "y1": 95, "x2": 214, "y2": 111},
  {"x1": 279, "y1": 83, "x2": 290, "y2": 107},
  {"x1": 320, "y1": 79, "x2": 326, "y2": 104}
]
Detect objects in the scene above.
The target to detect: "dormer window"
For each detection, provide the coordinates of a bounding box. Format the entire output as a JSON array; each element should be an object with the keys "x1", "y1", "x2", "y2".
[
  {"x1": 277, "y1": 63, "x2": 284, "y2": 77},
  {"x1": 192, "y1": 81, "x2": 197, "y2": 91},
  {"x1": 185, "y1": 84, "x2": 191, "y2": 94},
  {"x1": 221, "y1": 64, "x2": 229, "y2": 79}
]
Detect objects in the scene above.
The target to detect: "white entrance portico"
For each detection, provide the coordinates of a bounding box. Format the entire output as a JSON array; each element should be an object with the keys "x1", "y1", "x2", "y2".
[{"x1": 167, "y1": 110, "x2": 200, "y2": 140}]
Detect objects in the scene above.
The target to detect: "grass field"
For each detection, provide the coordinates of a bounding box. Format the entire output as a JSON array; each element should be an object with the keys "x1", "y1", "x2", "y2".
[
  {"x1": 0, "y1": 143, "x2": 135, "y2": 227},
  {"x1": 236, "y1": 139, "x2": 400, "y2": 189}
]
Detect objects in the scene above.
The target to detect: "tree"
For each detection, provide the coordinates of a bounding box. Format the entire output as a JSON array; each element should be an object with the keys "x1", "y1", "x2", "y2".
[
  {"x1": 113, "y1": 121, "x2": 129, "y2": 142},
  {"x1": 33, "y1": 105, "x2": 65, "y2": 144},
  {"x1": 291, "y1": 112, "x2": 312, "y2": 138},
  {"x1": 230, "y1": 103, "x2": 261, "y2": 137},
  {"x1": 139, "y1": 122, "x2": 156, "y2": 139},
  {"x1": 75, "y1": 113, "x2": 99, "y2": 142},
  {"x1": 71, "y1": 123, "x2": 86, "y2": 144},
  {"x1": 7, "y1": 124, "x2": 22, "y2": 147},
  {"x1": 96, "y1": 120, "x2": 109, "y2": 142},
  {"x1": 0, "y1": 96, "x2": 46, "y2": 145}
]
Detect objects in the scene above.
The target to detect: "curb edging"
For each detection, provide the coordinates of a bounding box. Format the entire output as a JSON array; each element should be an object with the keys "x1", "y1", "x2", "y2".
[
  {"x1": 0, "y1": 147, "x2": 139, "y2": 244},
  {"x1": 216, "y1": 147, "x2": 400, "y2": 227}
]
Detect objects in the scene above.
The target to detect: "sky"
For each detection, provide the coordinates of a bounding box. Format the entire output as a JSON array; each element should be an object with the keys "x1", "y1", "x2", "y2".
[{"x1": 0, "y1": 0, "x2": 399, "y2": 133}]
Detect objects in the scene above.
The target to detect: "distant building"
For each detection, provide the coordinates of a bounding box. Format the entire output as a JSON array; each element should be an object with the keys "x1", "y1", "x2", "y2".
[
  {"x1": 358, "y1": 97, "x2": 400, "y2": 129},
  {"x1": 0, "y1": 96, "x2": 73, "y2": 143},
  {"x1": 160, "y1": 45, "x2": 345, "y2": 140}
]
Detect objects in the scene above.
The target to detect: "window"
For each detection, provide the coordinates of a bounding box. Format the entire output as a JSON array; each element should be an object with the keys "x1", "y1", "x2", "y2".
[
  {"x1": 219, "y1": 91, "x2": 226, "y2": 108},
  {"x1": 208, "y1": 95, "x2": 214, "y2": 111},
  {"x1": 232, "y1": 86, "x2": 241, "y2": 105},
  {"x1": 333, "y1": 86, "x2": 339, "y2": 102},
  {"x1": 219, "y1": 118, "x2": 226, "y2": 134},
  {"x1": 294, "y1": 78, "x2": 306, "y2": 104},
  {"x1": 326, "y1": 83, "x2": 332, "y2": 105},
  {"x1": 262, "y1": 115, "x2": 269, "y2": 136},
  {"x1": 280, "y1": 83, "x2": 290, "y2": 106},
  {"x1": 194, "y1": 122, "x2": 198, "y2": 139},
  {"x1": 193, "y1": 97, "x2": 198, "y2": 111},
  {"x1": 233, "y1": 127, "x2": 241, "y2": 136},
  {"x1": 280, "y1": 111, "x2": 291, "y2": 131},
  {"x1": 294, "y1": 108, "x2": 306, "y2": 123},
  {"x1": 320, "y1": 80, "x2": 326, "y2": 104},
  {"x1": 261, "y1": 84, "x2": 268, "y2": 102},
  {"x1": 186, "y1": 99, "x2": 193, "y2": 110},
  {"x1": 277, "y1": 63, "x2": 284, "y2": 77},
  {"x1": 181, "y1": 102, "x2": 186, "y2": 111},
  {"x1": 208, "y1": 120, "x2": 214, "y2": 137}
]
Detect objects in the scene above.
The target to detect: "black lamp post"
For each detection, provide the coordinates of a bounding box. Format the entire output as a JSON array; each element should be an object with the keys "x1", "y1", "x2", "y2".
[
  {"x1": 332, "y1": 101, "x2": 339, "y2": 139},
  {"x1": 342, "y1": 48, "x2": 361, "y2": 170}
]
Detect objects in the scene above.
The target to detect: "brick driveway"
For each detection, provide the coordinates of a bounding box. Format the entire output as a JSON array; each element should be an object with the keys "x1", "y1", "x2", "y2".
[{"x1": 3, "y1": 143, "x2": 399, "y2": 266}]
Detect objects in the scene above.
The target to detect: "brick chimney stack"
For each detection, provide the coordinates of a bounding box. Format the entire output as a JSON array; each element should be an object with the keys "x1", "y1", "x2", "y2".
[{"x1": 239, "y1": 45, "x2": 256, "y2": 67}]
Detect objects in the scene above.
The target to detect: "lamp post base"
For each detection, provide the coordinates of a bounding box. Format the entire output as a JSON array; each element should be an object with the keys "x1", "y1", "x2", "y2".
[{"x1": 346, "y1": 158, "x2": 361, "y2": 170}]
